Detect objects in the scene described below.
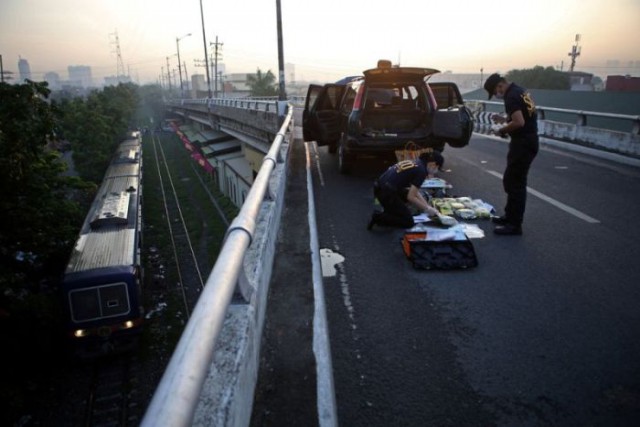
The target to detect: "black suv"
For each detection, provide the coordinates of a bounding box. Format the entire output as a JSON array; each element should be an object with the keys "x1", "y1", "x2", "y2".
[{"x1": 303, "y1": 61, "x2": 473, "y2": 173}]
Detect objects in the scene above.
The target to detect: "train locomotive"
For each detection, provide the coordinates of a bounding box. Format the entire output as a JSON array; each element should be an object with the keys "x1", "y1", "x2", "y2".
[{"x1": 61, "y1": 132, "x2": 144, "y2": 357}]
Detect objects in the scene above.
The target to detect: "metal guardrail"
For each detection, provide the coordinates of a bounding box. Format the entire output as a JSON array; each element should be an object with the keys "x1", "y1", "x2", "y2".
[
  {"x1": 467, "y1": 99, "x2": 640, "y2": 134},
  {"x1": 140, "y1": 106, "x2": 294, "y2": 427},
  {"x1": 178, "y1": 97, "x2": 279, "y2": 113},
  {"x1": 175, "y1": 96, "x2": 307, "y2": 113}
]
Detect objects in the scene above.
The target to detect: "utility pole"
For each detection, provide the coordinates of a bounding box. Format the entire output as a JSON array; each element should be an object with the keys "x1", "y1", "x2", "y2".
[
  {"x1": 480, "y1": 67, "x2": 484, "y2": 88},
  {"x1": 210, "y1": 36, "x2": 223, "y2": 98},
  {"x1": 568, "y1": 34, "x2": 581, "y2": 72},
  {"x1": 183, "y1": 61, "x2": 189, "y2": 95},
  {"x1": 0, "y1": 54, "x2": 4, "y2": 83},
  {"x1": 166, "y1": 56, "x2": 172, "y2": 92},
  {"x1": 218, "y1": 71, "x2": 225, "y2": 98},
  {"x1": 176, "y1": 33, "x2": 192, "y2": 98},
  {"x1": 199, "y1": 0, "x2": 212, "y2": 97},
  {"x1": 275, "y1": 0, "x2": 286, "y2": 101}
]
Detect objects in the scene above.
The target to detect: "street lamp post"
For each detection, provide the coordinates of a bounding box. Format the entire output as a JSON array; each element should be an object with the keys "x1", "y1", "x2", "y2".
[
  {"x1": 275, "y1": 0, "x2": 286, "y2": 102},
  {"x1": 199, "y1": 0, "x2": 212, "y2": 98},
  {"x1": 176, "y1": 33, "x2": 192, "y2": 98},
  {"x1": 275, "y1": 0, "x2": 287, "y2": 125}
]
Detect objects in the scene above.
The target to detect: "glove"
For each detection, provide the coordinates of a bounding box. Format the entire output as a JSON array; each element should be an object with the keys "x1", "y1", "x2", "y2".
[{"x1": 490, "y1": 124, "x2": 507, "y2": 138}]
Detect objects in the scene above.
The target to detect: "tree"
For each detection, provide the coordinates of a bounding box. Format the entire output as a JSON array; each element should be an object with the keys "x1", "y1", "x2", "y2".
[
  {"x1": 246, "y1": 68, "x2": 278, "y2": 97},
  {"x1": 0, "y1": 81, "x2": 89, "y2": 289},
  {"x1": 56, "y1": 83, "x2": 140, "y2": 183},
  {"x1": 0, "y1": 81, "x2": 142, "y2": 423},
  {"x1": 506, "y1": 66, "x2": 570, "y2": 90}
]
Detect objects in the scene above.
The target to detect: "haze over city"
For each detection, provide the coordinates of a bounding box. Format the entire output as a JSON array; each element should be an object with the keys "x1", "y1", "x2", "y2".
[{"x1": 1, "y1": 0, "x2": 639, "y2": 85}]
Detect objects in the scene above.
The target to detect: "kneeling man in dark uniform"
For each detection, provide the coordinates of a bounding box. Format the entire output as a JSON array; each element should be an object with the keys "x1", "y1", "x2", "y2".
[{"x1": 368, "y1": 152, "x2": 440, "y2": 230}]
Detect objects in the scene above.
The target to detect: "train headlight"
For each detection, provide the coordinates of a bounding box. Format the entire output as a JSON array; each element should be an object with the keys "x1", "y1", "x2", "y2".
[
  {"x1": 74, "y1": 329, "x2": 87, "y2": 338},
  {"x1": 123, "y1": 321, "x2": 135, "y2": 329}
]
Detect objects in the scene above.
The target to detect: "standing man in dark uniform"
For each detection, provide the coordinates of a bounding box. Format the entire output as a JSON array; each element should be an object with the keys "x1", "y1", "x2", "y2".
[
  {"x1": 484, "y1": 73, "x2": 539, "y2": 235},
  {"x1": 368, "y1": 152, "x2": 440, "y2": 230}
]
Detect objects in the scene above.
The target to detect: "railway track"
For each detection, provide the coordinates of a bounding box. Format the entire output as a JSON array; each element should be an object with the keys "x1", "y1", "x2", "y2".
[
  {"x1": 150, "y1": 132, "x2": 206, "y2": 316},
  {"x1": 82, "y1": 355, "x2": 139, "y2": 427}
]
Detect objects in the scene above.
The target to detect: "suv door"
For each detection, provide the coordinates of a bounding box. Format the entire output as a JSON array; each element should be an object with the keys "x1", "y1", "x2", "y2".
[
  {"x1": 429, "y1": 82, "x2": 464, "y2": 109},
  {"x1": 429, "y1": 82, "x2": 474, "y2": 148},
  {"x1": 302, "y1": 84, "x2": 345, "y2": 146}
]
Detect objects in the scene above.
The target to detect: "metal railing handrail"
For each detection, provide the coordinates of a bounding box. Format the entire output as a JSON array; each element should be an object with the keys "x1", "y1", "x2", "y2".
[
  {"x1": 467, "y1": 99, "x2": 640, "y2": 134},
  {"x1": 174, "y1": 97, "x2": 279, "y2": 112},
  {"x1": 140, "y1": 105, "x2": 294, "y2": 427},
  {"x1": 467, "y1": 99, "x2": 640, "y2": 121},
  {"x1": 173, "y1": 96, "x2": 306, "y2": 112}
]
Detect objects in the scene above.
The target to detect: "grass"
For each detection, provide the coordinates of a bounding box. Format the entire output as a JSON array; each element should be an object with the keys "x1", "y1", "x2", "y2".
[{"x1": 139, "y1": 131, "x2": 238, "y2": 359}]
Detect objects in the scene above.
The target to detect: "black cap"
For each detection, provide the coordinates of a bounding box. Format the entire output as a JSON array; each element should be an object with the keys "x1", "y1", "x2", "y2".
[
  {"x1": 484, "y1": 73, "x2": 502, "y2": 100},
  {"x1": 419, "y1": 151, "x2": 444, "y2": 167}
]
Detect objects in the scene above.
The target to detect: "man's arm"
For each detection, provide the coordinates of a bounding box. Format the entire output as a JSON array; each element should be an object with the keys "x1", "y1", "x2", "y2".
[
  {"x1": 407, "y1": 185, "x2": 438, "y2": 215},
  {"x1": 499, "y1": 110, "x2": 525, "y2": 135}
]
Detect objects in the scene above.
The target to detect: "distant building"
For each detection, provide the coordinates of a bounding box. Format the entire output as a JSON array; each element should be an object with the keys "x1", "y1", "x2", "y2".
[
  {"x1": 104, "y1": 75, "x2": 131, "y2": 86},
  {"x1": 566, "y1": 71, "x2": 594, "y2": 91},
  {"x1": 191, "y1": 74, "x2": 206, "y2": 96},
  {"x1": 18, "y1": 57, "x2": 32, "y2": 82},
  {"x1": 43, "y1": 71, "x2": 61, "y2": 90},
  {"x1": 68, "y1": 65, "x2": 92, "y2": 88},
  {"x1": 285, "y1": 62, "x2": 295, "y2": 85},
  {"x1": 192, "y1": 74, "x2": 206, "y2": 90},
  {"x1": 605, "y1": 75, "x2": 640, "y2": 92},
  {"x1": 225, "y1": 73, "x2": 254, "y2": 97}
]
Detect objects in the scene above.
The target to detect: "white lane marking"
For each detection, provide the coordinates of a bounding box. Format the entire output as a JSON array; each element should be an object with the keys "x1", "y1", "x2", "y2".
[
  {"x1": 554, "y1": 166, "x2": 569, "y2": 170},
  {"x1": 312, "y1": 141, "x2": 326, "y2": 187},
  {"x1": 485, "y1": 170, "x2": 601, "y2": 224},
  {"x1": 320, "y1": 248, "x2": 345, "y2": 277},
  {"x1": 304, "y1": 142, "x2": 339, "y2": 427},
  {"x1": 328, "y1": 227, "x2": 362, "y2": 340}
]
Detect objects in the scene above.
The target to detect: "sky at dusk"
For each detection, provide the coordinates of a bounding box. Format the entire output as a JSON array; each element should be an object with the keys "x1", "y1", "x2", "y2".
[{"x1": 1, "y1": 0, "x2": 639, "y2": 85}]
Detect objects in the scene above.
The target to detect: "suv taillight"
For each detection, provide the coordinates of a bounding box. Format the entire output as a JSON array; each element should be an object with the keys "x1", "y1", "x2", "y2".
[{"x1": 352, "y1": 85, "x2": 365, "y2": 111}]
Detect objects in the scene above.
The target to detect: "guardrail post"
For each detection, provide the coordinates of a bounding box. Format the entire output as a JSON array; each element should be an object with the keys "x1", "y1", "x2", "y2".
[
  {"x1": 632, "y1": 119, "x2": 640, "y2": 135},
  {"x1": 576, "y1": 112, "x2": 587, "y2": 127},
  {"x1": 537, "y1": 108, "x2": 546, "y2": 120},
  {"x1": 277, "y1": 101, "x2": 288, "y2": 126}
]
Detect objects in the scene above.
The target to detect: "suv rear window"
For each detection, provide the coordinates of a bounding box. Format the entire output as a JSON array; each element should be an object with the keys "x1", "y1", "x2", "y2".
[{"x1": 364, "y1": 83, "x2": 428, "y2": 112}]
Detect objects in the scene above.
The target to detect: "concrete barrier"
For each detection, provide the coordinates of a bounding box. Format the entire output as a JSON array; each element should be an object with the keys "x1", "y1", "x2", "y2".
[
  {"x1": 141, "y1": 105, "x2": 293, "y2": 427},
  {"x1": 469, "y1": 106, "x2": 640, "y2": 158},
  {"x1": 193, "y1": 145, "x2": 289, "y2": 426}
]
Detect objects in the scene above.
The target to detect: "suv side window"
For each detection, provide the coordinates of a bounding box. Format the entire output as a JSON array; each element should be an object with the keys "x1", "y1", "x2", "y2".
[
  {"x1": 325, "y1": 86, "x2": 342, "y2": 109},
  {"x1": 342, "y1": 84, "x2": 357, "y2": 113},
  {"x1": 405, "y1": 86, "x2": 419, "y2": 102},
  {"x1": 430, "y1": 83, "x2": 463, "y2": 109}
]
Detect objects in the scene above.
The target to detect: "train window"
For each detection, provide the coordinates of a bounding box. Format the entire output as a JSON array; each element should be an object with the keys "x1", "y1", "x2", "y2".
[
  {"x1": 69, "y1": 282, "x2": 131, "y2": 322},
  {"x1": 70, "y1": 289, "x2": 101, "y2": 322}
]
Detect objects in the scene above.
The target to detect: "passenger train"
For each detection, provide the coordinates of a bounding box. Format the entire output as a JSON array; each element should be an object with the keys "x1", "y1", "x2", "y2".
[{"x1": 61, "y1": 131, "x2": 144, "y2": 356}]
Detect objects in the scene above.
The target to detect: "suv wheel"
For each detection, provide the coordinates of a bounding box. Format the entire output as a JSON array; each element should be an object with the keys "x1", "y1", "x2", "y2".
[{"x1": 338, "y1": 137, "x2": 353, "y2": 174}]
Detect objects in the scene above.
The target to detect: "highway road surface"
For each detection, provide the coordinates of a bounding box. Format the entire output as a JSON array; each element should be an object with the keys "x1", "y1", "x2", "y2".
[{"x1": 310, "y1": 134, "x2": 640, "y2": 426}]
